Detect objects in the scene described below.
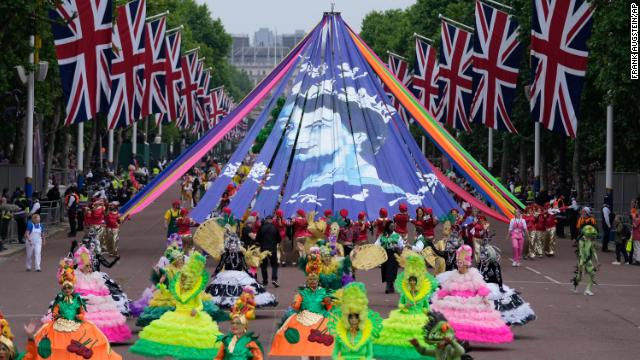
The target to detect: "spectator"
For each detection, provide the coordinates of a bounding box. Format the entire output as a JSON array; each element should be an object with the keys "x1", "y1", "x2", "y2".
[
  {"x1": 632, "y1": 212, "x2": 640, "y2": 265},
  {"x1": 64, "y1": 186, "x2": 79, "y2": 237},
  {"x1": 25, "y1": 213, "x2": 45, "y2": 272},
  {"x1": 256, "y1": 215, "x2": 281, "y2": 288},
  {"x1": 0, "y1": 197, "x2": 16, "y2": 251},
  {"x1": 612, "y1": 215, "x2": 630, "y2": 265},
  {"x1": 601, "y1": 202, "x2": 613, "y2": 252},
  {"x1": 29, "y1": 193, "x2": 41, "y2": 216},
  {"x1": 46, "y1": 184, "x2": 61, "y2": 202},
  {"x1": 13, "y1": 190, "x2": 28, "y2": 244},
  {"x1": 241, "y1": 216, "x2": 256, "y2": 248}
]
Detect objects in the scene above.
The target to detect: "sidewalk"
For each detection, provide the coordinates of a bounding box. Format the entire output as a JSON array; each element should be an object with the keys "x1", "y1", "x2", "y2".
[{"x1": 0, "y1": 223, "x2": 68, "y2": 259}]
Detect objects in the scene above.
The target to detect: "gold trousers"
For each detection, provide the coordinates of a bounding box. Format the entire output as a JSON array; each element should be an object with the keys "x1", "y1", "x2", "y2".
[
  {"x1": 102, "y1": 228, "x2": 119, "y2": 256},
  {"x1": 529, "y1": 230, "x2": 545, "y2": 258},
  {"x1": 544, "y1": 228, "x2": 556, "y2": 256}
]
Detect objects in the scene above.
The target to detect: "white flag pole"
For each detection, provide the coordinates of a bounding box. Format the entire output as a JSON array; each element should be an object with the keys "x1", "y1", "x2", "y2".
[
  {"x1": 132, "y1": 122, "x2": 138, "y2": 161},
  {"x1": 108, "y1": 129, "x2": 114, "y2": 165},
  {"x1": 605, "y1": 98, "x2": 613, "y2": 196},
  {"x1": 488, "y1": 128, "x2": 494, "y2": 169},
  {"x1": 77, "y1": 122, "x2": 84, "y2": 173}
]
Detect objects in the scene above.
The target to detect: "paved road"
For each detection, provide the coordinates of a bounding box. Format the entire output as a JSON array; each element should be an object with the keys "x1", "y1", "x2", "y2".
[{"x1": 2, "y1": 186, "x2": 639, "y2": 359}]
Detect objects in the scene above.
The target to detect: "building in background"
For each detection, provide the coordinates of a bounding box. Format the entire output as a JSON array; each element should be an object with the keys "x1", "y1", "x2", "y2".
[{"x1": 230, "y1": 28, "x2": 305, "y2": 85}]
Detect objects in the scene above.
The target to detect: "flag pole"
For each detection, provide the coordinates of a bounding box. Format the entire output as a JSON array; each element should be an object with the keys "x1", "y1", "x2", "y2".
[
  {"x1": 25, "y1": 35, "x2": 35, "y2": 197},
  {"x1": 534, "y1": 121, "x2": 540, "y2": 189},
  {"x1": 605, "y1": 94, "x2": 613, "y2": 200},
  {"x1": 77, "y1": 122, "x2": 84, "y2": 174},
  {"x1": 413, "y1": 33, "x2": 433, "y2": 44},
  {"x1": 155, "y1": 115, "x2": 162, "y2": 144},
  {"x1": 488, "y1": 128, "x2": 494, "y2": 170},
  {"x1": 421, "y1": 135, "x2": 427, "y2": 156},
  {"x1": 146, "y1": 11, "x2": 169, "y2": 22},
  {"x1": 479, "y1": 0, "x2": 513, "y2": 11},
  {"x1": 438, "y1": 14, "x2": 474, "y2": 31},
  {"x1": 386, "y1": 51, "x2": 408, "y2": 61},
  {"x1": 108, "y1": 129, "x2": 114, "y2": 167},
  {"x1": 166, "y1": 25, "x2": 184, "y2": 34},
  {"x1": 132, "y1": 122, "x2": 138, "y2": 162}
]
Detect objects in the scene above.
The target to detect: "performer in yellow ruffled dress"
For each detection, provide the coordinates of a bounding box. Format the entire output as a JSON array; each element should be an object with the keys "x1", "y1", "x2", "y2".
[
  {"x1": 373, "y1": 255, "x2": 439, "y2": 359},
  {"x1": 130, "y1": 252, "x2": 222, "y2": 360}
]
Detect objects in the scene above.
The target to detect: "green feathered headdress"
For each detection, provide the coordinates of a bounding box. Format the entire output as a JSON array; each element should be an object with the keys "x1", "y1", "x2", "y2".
[
  {"x1": 327, "y1": 215, "x2": 346, "y2": 228},
  {"x1": 170, "y1": 251, "x2": 209, "y2": 304},
  {"x1": 164, "y1": 246, "x2": 184, "y2": 263},
  {"x1": 582, "y1": 225, "x2": 598, "y2": 238},
  {"x1": 217, "y1": 213, "x2": 237, "y2": 227},
  {"x1": 338, "y1": 282, "x2": 369, "y2": 328}
]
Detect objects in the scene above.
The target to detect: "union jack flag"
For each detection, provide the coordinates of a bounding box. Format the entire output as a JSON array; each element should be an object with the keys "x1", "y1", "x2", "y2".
[
  {"x1": 107, "y1": 0, "x2": 146, "y2": 129},
  {"x1": 163, "y1": 31, "x2": 183, "y2": 124},
  {"x1": 413, "y1": 36, "x2": 439, "y2": 116},
  {"x1": 529, "y1": 0, "x2": 594, "y2": 138},
  {"x1": 384, "y1": 53, "x2": 412, "y2": 125},
  {"x1": 210, "y1": 87, "x2": 227, "y2": 126},
  {"x1": 178, "y1": 51, "x2": 201, "y2": 127},
  {"x1": 471, "y1": 1, "x2": 522, "y2": 133},
  {"x1": 198, "y1": 68, "x2": 211, "y2": 124},
  {"x1": 141, "y1": 16, "x2": 167, "y2": 118},
  {"x1": 49, "y1": 0, "x2": 112, "y2": 125},
  {"x1": 435, "y1": 21, "x2": 474, "y2": 132}
]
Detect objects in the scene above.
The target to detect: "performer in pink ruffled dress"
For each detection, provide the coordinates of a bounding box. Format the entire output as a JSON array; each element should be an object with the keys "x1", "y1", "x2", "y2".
[{"x1": 430, "y1": 244, "x2": 513, "y2": 344}]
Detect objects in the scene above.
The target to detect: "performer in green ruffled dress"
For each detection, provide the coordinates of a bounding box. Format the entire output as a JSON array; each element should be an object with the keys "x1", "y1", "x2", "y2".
[
  {"x1": 214, "y1": 291, "x2": 264, "y2": 360},
  {"x1": 374, "y1": 255, "x2": 438, "y2": 359},
  {"x1": 130, "y1": 252, "x2": 222, "y2": 360},
  {"x1": 328, "y1": 282, "x2": 383, "y2": 360}
]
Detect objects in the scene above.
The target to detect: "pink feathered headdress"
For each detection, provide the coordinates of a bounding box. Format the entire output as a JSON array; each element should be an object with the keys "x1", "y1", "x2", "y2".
[
  {"x1": 73, "y1": 245, "x2": 92, "y2": 269},
  {"x1": 456, "y1": 245, "x2": 473, "y2": 266}
]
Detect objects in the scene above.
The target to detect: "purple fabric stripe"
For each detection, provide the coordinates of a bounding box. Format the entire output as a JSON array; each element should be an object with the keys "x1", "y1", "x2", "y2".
[
  {"x1": 121, "y1": 21, "x2": 319, "y2": 217},
  {"x1": 229, "y1": 24, "x2": 326, "y2": 218}
]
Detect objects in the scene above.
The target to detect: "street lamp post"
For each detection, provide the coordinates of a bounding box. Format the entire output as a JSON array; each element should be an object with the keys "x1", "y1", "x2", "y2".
[{"x1": 16, "y1": 35, "x2": 48, "y2": 197}]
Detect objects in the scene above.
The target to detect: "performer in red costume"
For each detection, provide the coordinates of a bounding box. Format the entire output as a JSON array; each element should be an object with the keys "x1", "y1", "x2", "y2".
[
  {"x1": 374, "y1": 208, "x2": 390, "y2": 238},
  {"x1": 544, "y1": 205, "x2": 557, "y2": 256},
  {"x1": 422, "y1": 207, "x2": 438, "y2": 240},
  {"x1": 470, "y1": 215, "x2": 488, "y2": 264},
  {"x1": 176, "y1": 208, "x2": 198, "y2": 251},
  {"x1": 353, "y1": 212, "x2": 370, "y2": 245},
  {"x1": 103, "y1": 202, "x2": 126, "y2": 256},
  {"x1": 394, "y1": 203, "x2": 409, "y2": 239},
  {"x1": 293, "y1": 209, "x2": 311, "y2": 259},
  {"x1": 274, "y1": 209, "x2": 289, "y2": 266}
]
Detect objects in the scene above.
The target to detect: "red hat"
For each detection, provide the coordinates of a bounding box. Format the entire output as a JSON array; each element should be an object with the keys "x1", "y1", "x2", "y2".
[
  {"x1": 276, "y1": 209, "x2": 284, "y2": 217},
  {"x1": 425, "y1": 207, "x2": 433, "y2": 215},
  {"x1": 180, "y1": 208, "x2": 189, "y2": 216},
  {"x1": 399, "y1": 203, "x2": 408, "y2": 212},
  {"x1": 478, "y1": 214, "x2": 487, "y2": 221},
  {"x1": 250, "y1": 211, "x2": 258, "y2": 217},
  {"x1": 340, "y1": 209, "x2": 348, "y2": 218},
  {"x1": 379, "y1": 208, "x2": 388, "y2": 217},
  {"x1": 324, "y1": 209, "x2": 333, "y2": 217},
  {"x1": 172, "y1": 200, "x2": 181, "y2": 207},
  {"x1": 358, "y1": 211, "x2": 366, "y2": 220},
  {"x1": 297, "y1": 209, "x2": 305, "y2": 216},
  {"x1": 223, "y1": 207, "x2": 232, "y2": 215},
  {"x1": 226, "y1": 184, "x2": 235, "y2": 191}
]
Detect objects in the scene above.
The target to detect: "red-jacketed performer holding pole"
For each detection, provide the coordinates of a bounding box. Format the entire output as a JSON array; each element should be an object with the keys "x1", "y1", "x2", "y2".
[
  {"x1": 103, "y1": 202, "x2": 128, "y2": 256},
  {"x1": 394, "y1": 203, "x2": 409, "y2": 240}
]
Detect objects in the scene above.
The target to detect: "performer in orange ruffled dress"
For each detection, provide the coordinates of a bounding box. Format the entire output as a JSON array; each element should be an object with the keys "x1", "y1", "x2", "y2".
[
  {"x1": 32, "y1": 260, "x2": 121, "y2": 359},
  {"x1": 269, "y1": 268, "x2": 333, "y2": 358}
]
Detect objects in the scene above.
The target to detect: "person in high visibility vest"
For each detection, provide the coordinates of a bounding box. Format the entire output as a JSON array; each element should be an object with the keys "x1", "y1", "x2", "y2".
[{"x1": 164, "y1": 200, "x2": 182, "y2": 237}]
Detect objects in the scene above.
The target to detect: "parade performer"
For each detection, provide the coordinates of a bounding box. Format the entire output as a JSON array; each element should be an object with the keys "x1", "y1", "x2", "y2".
[
  {"x1": 130, "y1": 236, "x2": 182, "y2": 317},
  {"x1": 298, "y1": 242, "x2": 353, "y2": 291},
  {"x1": 293, "y1": 209, "x2": 312, "y2": 259},
  {"x1": 508, "y1": 209, "x2": 528, "y2": 267},
  {"x1": 68, "y1": 233, "x2": 129, "y2": 317},
  {"x1": 530, "y1": 206, "x2": 546, "y2": 258},
  {"x1": 469, "y1": 215, "x2": 488, "y2": 264},
  {"x1": 353, "y1": 212, "x2": 370, "y2": 246},
  {"x1": 373, "y1": 255, "x2": 438, "y2": 359},
  {"x1": 545, "y1": 205, "x2": 558, "y2": 256},
  {"x1": 523, "y1": 206, "x2": 536, "y2": 259},
  {"x1": 337, "y1": 209, "x2": 354, "y2": 257},
  {"x1": 35, "y1": 261, "x2": 122, "y2": 359},
  {"x1": 328, "y1": 282, "x2": 382, "y2": 360},
  {"x1": 375, "y1": 222, "x2": 404, "y2": 294},
  {"x1": 136, "y1": 246, "x2": 227, "y2": 326},
  {"x1": 85, "y1": 199, "x2": 106, "y2": 251},
  {"x1": 103, "y1": 202, "x2": 125, "y2": 256},
  {"x1": 269, "y1": 272, "x2": 333, "y2": 358},
  {"x1": 478, "y1": 241, "x2": 536, "y2": 326},
  {"x1": 373, "y1": 208, "x2": 390, "y2": 238},
  {"x1": 164, "y1": 200, "x2": 182, "y2": 237},
  {"x1": 176, "y1": 208, "x2": 198, "y2": 252},
  {"x1": 430, "y1": 245, "x2": 513, "y2": 343},
  {"x1": 394, "y1": 204, "x2": 409, "y2": 239},
  {"x1": 130, "y1": 252, "x2": 223, "y2": 360},
  {"x1": 274, "y1": 209, "x2": 289, "y2": 266},
  {"x1": 66, "y1": 246, "x2": 132, "y2": 342},
  {"x1": 206, "y1": 223, "x2": 277, "y2": 308},
  {"x1": 409, "y1": 311, "x2": 468, "y2": 360},
  {"x1": 572, "y1": 225, "x2": 600, "y2": 296},
  {"x1": 181, "y1": 175, "x2": 194, "y2": 208},
  {"x1": 214, "y1": 290, "x2": 264, "y2": 360}
]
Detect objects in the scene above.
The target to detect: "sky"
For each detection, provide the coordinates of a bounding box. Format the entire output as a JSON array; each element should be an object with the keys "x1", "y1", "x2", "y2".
[{"x1": 199, "y1": 0, "x2": 416, "y2": 35}]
